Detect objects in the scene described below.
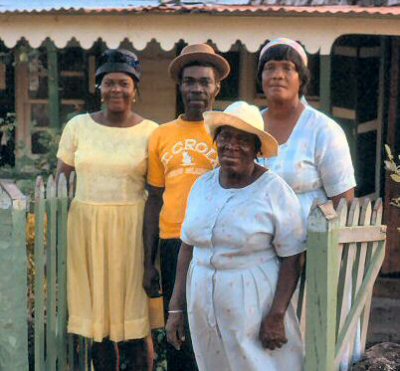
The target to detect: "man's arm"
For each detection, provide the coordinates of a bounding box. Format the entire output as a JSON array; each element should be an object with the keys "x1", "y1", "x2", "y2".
[{"x1": 143, "y1": 183, "x2": 164, "y2": 297}]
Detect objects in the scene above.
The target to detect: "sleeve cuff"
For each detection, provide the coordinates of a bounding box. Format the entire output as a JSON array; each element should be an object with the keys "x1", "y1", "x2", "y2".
[
  {"x1": 56, "y1": 151, "x2": 75, "y2": 167},
  {"x1": 324, "y1": 176, "x2": 356, "y2": 197}
]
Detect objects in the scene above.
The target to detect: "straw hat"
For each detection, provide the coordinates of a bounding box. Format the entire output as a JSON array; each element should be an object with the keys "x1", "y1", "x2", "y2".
[
  {"x1": 203, "y1": 101, "x2": 279, "y2": 158},
  {"x1": 169, "y1": 44, "x2": 230, "y2": 82}
]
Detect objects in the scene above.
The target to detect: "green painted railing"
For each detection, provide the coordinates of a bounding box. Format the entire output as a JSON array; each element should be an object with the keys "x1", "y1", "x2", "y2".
[
  {"x1": 32, "y1": 173, "x2": 91, "y2": 371},
  {"x1": 305, "y1": 198, "x2": 386, "y2": 371},
  {"x1": 0, "y1": 177, "x2": 386, "y2": 371},
  {"x1": 0, "y1": 179, "x2": 29, "y2": 371}
]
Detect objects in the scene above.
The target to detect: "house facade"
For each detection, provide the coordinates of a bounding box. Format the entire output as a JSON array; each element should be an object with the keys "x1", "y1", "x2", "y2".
[{"x1": 0, "y1": 0, "x2": 399, "y2": 272}]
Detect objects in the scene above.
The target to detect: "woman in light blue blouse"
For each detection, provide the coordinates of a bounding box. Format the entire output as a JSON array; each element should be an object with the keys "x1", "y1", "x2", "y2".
[{"x1": 258, "y1": 38, "x2": 355, "y2": 220}]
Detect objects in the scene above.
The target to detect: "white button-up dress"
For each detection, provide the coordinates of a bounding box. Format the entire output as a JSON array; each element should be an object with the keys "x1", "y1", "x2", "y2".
[
  {"x1": 181, "y1": 168, "x2": 306, "y2": 371},
  {"x1": 259, "y1": 105, "x2": 356, "y2": 223}
]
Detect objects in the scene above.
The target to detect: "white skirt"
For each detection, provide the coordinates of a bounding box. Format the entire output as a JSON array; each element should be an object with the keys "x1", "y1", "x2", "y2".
[{"x1": 186, "y1": 256, "x2": 304, "y2": 371}]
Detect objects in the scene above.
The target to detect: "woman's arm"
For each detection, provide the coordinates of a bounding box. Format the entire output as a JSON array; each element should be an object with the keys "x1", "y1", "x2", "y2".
[
  {"x1": 166, "y1": 242, "x2": 194, "y2": 350},
  {"x1": 55, "y1": 160, "x2": 75, "y2": 184},
  {"x1": 259, "y1": 252, "x2": 303, "y2": 350},
  {"x1": 329, "y1": 188, "x2": 354, "y2": 209}
]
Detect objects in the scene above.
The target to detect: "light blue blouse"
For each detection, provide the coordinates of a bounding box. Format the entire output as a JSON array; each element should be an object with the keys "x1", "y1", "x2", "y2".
[{"x1": 259, "y1": 105, "x2": 356, "y2": 221}]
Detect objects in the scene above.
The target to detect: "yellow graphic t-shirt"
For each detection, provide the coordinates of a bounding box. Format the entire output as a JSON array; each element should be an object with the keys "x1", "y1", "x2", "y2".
[{"x1": 147, "y1": 115, "x2": 218, "y2": 238}]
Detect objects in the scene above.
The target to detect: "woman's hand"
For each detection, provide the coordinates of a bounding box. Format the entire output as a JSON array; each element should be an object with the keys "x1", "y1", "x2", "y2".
[
  {"x1": 259, "y1": 312, "x2": 287, "y2": 350},
  {"x1": 142, "y1": 265, "x2": 160, "y2": 298},
  {"x1": 166, "y1": 312, "x2": 186, "y2": 350}
]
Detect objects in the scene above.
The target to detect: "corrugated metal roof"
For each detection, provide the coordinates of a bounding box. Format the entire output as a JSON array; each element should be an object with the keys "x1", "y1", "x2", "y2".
[
  {"x1": 163, "y1": 4, "x2": 400, "y2": 16},
  {"x1": 0, "y1": 0, "x2": 158, "y2": 12},
  {"x1": 0, "y1": 0, "x2": 399, "y2": 15}
]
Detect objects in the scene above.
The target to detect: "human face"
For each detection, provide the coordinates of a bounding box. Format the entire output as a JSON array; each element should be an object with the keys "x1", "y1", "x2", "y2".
[
  {"x1": 261, "y1": 60, "x2": 300, "y2": 103},
  {"x1": 216, "y1": 126, "x2": 257, "y2": 175},
  {"x1": 179, "y1": 66, "x2": 220, "y2": 119},
  {"x1": 100, "y1": 72, "x2": 136, "y2": 113}
]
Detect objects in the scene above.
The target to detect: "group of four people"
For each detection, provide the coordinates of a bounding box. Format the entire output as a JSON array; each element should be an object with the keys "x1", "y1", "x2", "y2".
[{"x1": 56, "y1": 38, "x2": 355, "y2": 371}]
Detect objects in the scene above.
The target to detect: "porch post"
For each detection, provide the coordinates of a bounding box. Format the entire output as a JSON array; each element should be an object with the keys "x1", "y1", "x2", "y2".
[
  {"x1": 0, "y1": 180, "x2": 28, "y2": 371},
  {"x1": 46, "y1": 40, "x2": 60, "y2": 129},
  {"x1": 320, "y1": 53, "x2": 332, "y2": 115}
]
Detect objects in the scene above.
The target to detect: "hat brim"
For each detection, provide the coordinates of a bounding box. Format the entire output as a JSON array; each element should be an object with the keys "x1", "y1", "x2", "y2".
[
  {"x1": 203, "y1": 111, "x2": 279, "y2": 159},
  {"x1": 169, "y1": 52, "x2": 230, "y2": 82}
]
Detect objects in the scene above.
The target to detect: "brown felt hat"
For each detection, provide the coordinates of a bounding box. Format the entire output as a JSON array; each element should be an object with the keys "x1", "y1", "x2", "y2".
[{"x1": 169, "y1": 44, "x2": 230, "y2": 82}]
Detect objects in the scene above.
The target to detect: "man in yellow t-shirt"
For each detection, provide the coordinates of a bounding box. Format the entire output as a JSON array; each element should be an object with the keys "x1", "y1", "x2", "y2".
[{"x1": 143, "y1": 44, "x2": 230, "y2": 371}]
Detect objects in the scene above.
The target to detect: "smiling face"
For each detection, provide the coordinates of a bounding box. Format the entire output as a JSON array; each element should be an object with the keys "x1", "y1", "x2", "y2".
[
  {"x1": 100, "y1": 72, "x2": 136, "y2": 113},
  {"x1": 216, "y1": 126, "x2": 258, "y2": 175},
  {"x1": 261, "y1": 60, "x2": 301, "y2": 104},
  {"x1": 179, "y1": 66, "x2": 220, "y2": 119}
]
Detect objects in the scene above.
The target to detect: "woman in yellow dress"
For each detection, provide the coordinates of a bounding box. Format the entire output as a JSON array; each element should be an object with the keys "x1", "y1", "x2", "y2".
[{"x1": 56, "y1": 49, "x2": 158, "y2": 370}]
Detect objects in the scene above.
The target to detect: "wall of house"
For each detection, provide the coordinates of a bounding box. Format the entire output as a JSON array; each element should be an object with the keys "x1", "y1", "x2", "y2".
[{"x1": 135, "y1": 42, "x2": 177, "y2": 124}]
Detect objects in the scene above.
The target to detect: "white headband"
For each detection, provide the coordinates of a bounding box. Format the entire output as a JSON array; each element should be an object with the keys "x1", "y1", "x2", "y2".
[{"x1": 259, "y1": 38, "x2": 308, "y2": 67}]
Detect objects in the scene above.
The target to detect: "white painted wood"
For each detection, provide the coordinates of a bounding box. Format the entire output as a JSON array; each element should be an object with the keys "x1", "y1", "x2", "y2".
[
  {"x1": 357, "y1": 120, "x2": 378, "y2": 134},
  {"x1": 1, "y1": 13, "x2": 400, "y2": 54},
  {"x1": 332, "y1": 107, "x2": 356, "y2": 120},
  {"x1": 338, "y1": 225, "x2": 386, "y2": 243}
]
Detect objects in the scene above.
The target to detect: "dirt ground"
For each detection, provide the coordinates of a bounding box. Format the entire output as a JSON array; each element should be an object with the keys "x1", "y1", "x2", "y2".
[{"x1": 367, "y1": 278, "x2": 400, "y2": 345}]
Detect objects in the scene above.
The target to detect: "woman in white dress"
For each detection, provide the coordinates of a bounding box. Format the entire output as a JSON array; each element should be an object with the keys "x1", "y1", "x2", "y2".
[
  {"x1": 166, "y1": 101, "x2": 306, "y2": 371},
  {"x1": 257, "y1": 38, "x2": 355, "y2": 218}
]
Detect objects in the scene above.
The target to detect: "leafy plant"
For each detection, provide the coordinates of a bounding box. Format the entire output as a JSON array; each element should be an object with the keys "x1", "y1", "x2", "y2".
[
  {"x1": 384, "y1": 144, "x2": 400, "y2": 209},
  {"x1": 33, "y1": 128, "x2": 61, "y2": 174}
]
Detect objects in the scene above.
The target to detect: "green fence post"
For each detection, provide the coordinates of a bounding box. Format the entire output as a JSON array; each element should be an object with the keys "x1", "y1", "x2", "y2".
[
  {"x1": 305, "y1": 202, "x2": 339, "y2": 371},
  {"x1": 0, "y1": 180, "x2": 28, "y2": 371}
]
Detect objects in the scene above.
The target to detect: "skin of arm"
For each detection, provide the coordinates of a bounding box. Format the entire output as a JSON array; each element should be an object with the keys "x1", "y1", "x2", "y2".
[
  {"x1": 330, "y1": 188, "x2": 355, "y2": 210},
  {"x1": 55, "y1": 160, "x2": 75, "y2": 184},
  {"x1": 259, "y1": 252, "x2": 304, "y2": 350},
  {"x1": 142, "y1": 183, "x2": 164, "y2": 297},
  {"x1": 166, "y1": 242, "x2": 194, "y2": 350}
]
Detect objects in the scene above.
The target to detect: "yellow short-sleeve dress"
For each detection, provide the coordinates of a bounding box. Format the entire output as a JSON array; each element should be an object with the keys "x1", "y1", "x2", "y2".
[{"x1": 57, "y1": 113, "x2": 159, "y2": 342}]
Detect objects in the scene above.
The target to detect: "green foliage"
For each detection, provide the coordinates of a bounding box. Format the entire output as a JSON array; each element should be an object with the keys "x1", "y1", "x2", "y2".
[
  {"x1": 0, "y1": 123, "x2": 61, "y2": 199},
  {"x1": 384, "y1": 144, "x2": 400, "y2": 209},
  {"x1": 153, "y1": 329, "x2": 167, "y2": 371},
  {"x1": 33, "y1": 128, "x2": 61, "y2": 174},
  {"x1": 0, "y1": 113, "x2": 16, "y2": 147}
]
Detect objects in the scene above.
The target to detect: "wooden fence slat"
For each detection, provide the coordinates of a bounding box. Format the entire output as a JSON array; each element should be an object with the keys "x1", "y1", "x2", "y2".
[
  {"x1": 360, "y1": 199, "x2": 384, "y2": 350},
  {"x1": 46, "y1": 175, "x2": 58, "y2": 371},
  {"x1": 338, "y1": 225, "x2": 386, "y2": 243},
  {"x1": 305, "y1": 202, "x2": 339, "y2": 371},
  {"x1": 348, "y1": 199, "x2": 372, "y2": 363},
  {"x1": 57, "y1": 174, "x2": 68, "y2": 371},
  {"x1": 337, "y1": 200, "x2": 360, "y2": 333},
  {"x1": 34, "y1": 177, "x2": 46, "y2": 371},
  {"x1": 0, "y1": 180, "x2": 29, "y2": 371},
  {"x1": 334, "y1": 241, "x2": 386, "y2": 368},
  {"x1": 337, "y1": 199, "x2": 360, "y2": 369},
  {"x1": 335, "y1": 199, "x2": 349, "y2": 338}
]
